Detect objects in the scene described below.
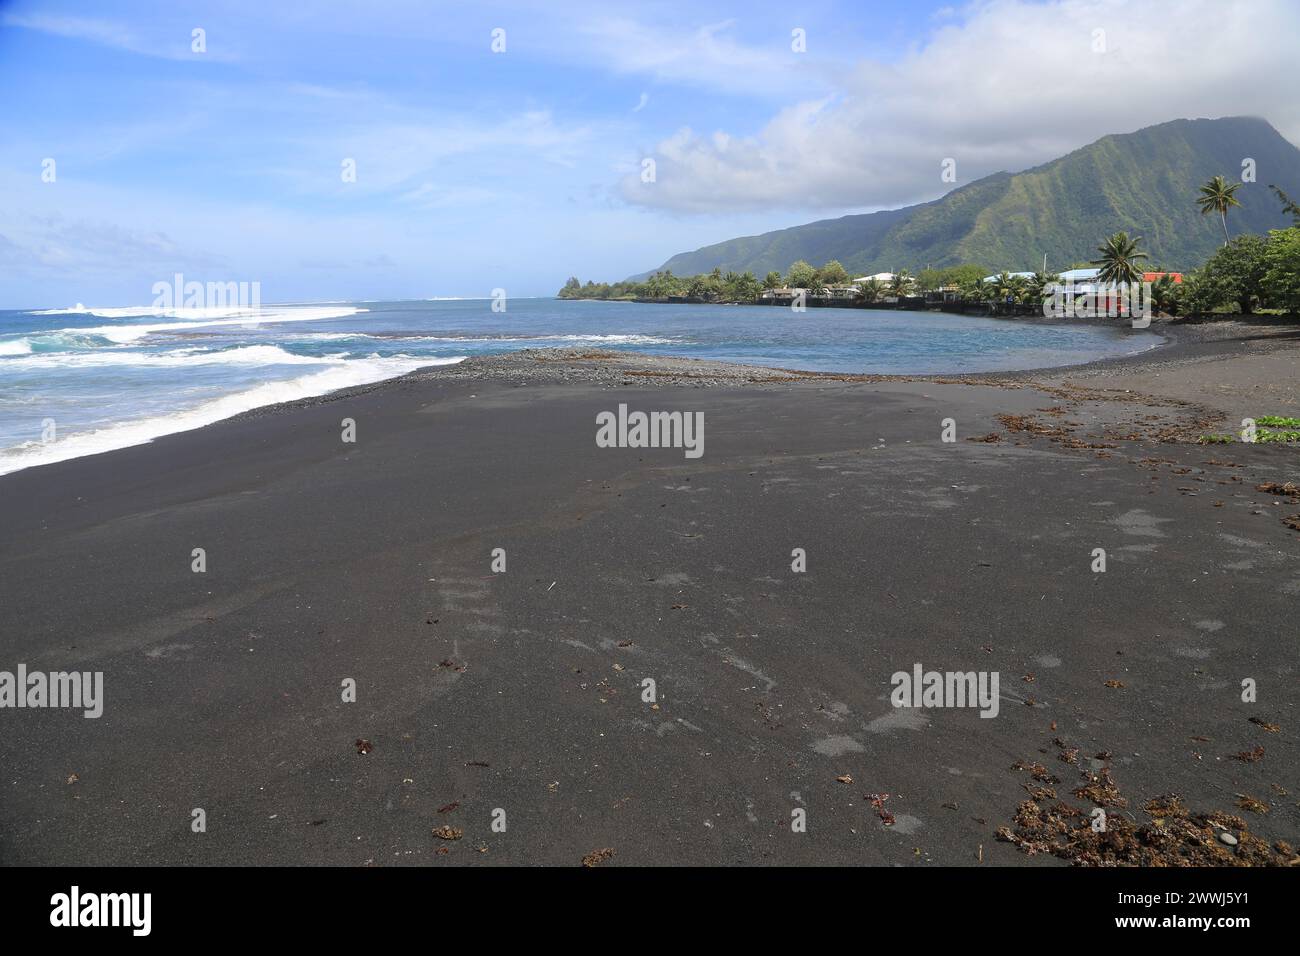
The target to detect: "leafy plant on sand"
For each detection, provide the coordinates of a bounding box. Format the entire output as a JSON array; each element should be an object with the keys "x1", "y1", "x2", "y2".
[{"x1": 1201, "y1": 416, "x2": 1300, "y2": 444}]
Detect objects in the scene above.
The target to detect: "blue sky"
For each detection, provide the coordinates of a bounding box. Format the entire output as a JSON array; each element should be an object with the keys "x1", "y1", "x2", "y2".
[{"x1": 1, "y1": 0, "x2": 1298, "y2": 307}]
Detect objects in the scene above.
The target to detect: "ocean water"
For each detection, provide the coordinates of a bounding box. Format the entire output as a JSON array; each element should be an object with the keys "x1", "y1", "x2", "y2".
[{"x1": 0, "y1": 297, "x2": 1161, "y2": 475}]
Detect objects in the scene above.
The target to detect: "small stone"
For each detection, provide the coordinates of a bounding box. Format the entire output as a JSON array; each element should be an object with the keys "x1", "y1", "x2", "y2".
[{"x1": 1217, "y1": 832, "x2": 1238, "y2": 847}]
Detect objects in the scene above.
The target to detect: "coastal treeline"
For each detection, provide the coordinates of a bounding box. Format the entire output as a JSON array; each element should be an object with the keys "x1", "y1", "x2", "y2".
[
  {"x1": 559, "y1": 261, "x2": 967, "y2": 304},
  {"x1": 559, "y1": 180, "x2": 1300, "y2": 316}
]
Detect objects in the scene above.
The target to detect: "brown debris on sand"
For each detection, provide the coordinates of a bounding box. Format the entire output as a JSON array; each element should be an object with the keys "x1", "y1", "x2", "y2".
[
  {"x1": 999, "y1": 743, "x2": 1295, "y2": 866},
  {"x1": 997, "y1": 413, "x2": 1065, "y2": 438},
  {"x1": 1072, "y1": 767, "x2": 1127, "y2": 808},
  {"x1": 1256, "y1": 482, "x2": 1300, "y2": 497},
  {"x1": 581, "y1": 847, "x2": 615, "y2": 867},
  {"x1": 1011, "y1": 760, "x2": 1060, "y2": 785},
  {"x1": 1232, "y1": 745, "x2": 1266, "y2": 763},
  {"x1": 1236, "y1": 794, "x2": 1270, "y2": 814},
  {"x1": 865, "y1": 792, "x2": 894, "y2": 827}
]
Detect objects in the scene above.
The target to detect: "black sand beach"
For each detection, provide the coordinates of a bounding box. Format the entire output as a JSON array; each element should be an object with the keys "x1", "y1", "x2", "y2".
[{"x1": 2, "y1": 323, "x2": 1298, "y2": 866}]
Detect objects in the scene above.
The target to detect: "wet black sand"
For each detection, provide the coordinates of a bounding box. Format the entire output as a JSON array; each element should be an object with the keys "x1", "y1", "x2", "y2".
[{"x1": 1, "y1": 334, "x2": 1297, "y2": 866}]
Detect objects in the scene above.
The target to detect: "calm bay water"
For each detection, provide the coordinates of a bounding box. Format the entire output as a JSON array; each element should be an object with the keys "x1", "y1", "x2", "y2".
[{"x1": 0, "y1": 297, "x2": 1161, "y2": 475}]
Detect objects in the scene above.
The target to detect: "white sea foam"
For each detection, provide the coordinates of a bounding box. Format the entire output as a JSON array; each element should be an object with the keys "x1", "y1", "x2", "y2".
[
  {"x1": 0, "y1": 339, "x2": 33, "y2": 356},
  {"x1": 3, "y1": 344, "x2": 338, "y2": 370},
  {"x1": 30, "y1": 304, "x2": 362, "y2": 319},
  {"x1": 29, "y1": 306, "x2": 368, "y2": 344},
  {"x1": 326, "y1": 332, "x2": 680, "y2": 345},
  {"x1": 0, "y1": 355, "x2": 465, "y2": 476}
]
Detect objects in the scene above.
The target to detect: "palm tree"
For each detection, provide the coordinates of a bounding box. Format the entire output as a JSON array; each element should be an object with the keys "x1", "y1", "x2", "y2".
[
  {"x1": 856, "y1": 278, "x2": 884, "y2": 304},
  {"x1": 888, "y1": 270, "x2": 915, "y2": 299},
  {"x1": 644, "y1": 270, "x2": 674, "y2": 298},
  {"x1": 1150, "y1": 274, "x2": 1181, "y2": 316},
  {"x1": 961, "y1": 275, "x2": 988, "y2": 304},
  {"x1": 1196, "y1": 175, "x2": 1243, "y2": 246},
  {"x1": 987, "y1": 272, "x2": 1020, "y2": 314},
  {"x1": 1009, "y1": 274, "x2": 1030, "y2": 305},
  {"x1": 736, "y1": 271, "x2": 761, "y2": 302},
  {"x1": 721, "y1": 271, "x2": 743, "y2": 301},
  {"x1": 1091, "y1": 232, "x2": 1149, "y2": 286},
  {"x1": 1026, "y1": 270, "x2": 1060, "y2": 309}
]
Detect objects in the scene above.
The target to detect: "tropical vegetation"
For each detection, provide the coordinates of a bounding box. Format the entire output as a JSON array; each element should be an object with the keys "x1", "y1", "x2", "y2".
[
  {"x1": 559, "y1": 259, "x2": 921, "y2": 304},
  {"x1": 1196, "y1": 174, "x2": 1244, "y2": 246},
  {"x1": 561, "y1": 175, "x2": 1300, "y2": 319},
  {"x1": 1091, "y1": 231, "x2": 1149, "y2": 285}
]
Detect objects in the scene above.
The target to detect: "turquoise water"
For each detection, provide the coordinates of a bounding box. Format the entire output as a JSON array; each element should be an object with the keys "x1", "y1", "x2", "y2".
[{"x1": 0, "y1": 297, "x2": 1160, "y2": 474}]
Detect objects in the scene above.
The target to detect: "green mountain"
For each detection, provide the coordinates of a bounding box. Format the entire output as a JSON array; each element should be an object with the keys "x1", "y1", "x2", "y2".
[{"x1": 643, "y1": 117, "x2": 1300, "y2": 277}]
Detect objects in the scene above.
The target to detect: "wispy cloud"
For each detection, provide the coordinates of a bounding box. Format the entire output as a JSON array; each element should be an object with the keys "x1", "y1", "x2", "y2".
[
  {"x1": 621, "y1": 0, "x2": 1300, "y2": 213},
  {"x1": 267, "y1": 106, "x2": 610, "y2": 202},
  {"x1": 0, "y1": 211, "x2": 223, "y2": 278},
  {"x1": 2, "y1": 12, "x2": 237, "y2": 61},
  {"x1": 574, "y1": 16, "x2": 830, "y2": 98}
]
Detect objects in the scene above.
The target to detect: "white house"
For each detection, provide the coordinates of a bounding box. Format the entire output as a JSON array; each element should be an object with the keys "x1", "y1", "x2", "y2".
[
  {"x1": 1052, "y1": 268, "x2": 1103, "y2": 293},
  {"x1": 981, "y1": 271, "x2": 1036, "y2": 283}
]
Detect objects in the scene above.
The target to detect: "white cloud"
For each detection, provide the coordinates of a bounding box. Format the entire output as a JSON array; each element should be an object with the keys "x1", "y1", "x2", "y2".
[
  {"x1": 274, "y1": 106, "x2": 608, "y2": 201},
  {"x1": 621, "y1": 0, "x2": 1300, "y2": 213},
  {"x1": 574, "y1": 16, "x2": 828, "y2": 98},
  {"x1": 2, "y1": 12, "x2": 237, "y2": 61},
  {"x1": 0, "y1": 211, "x2": 220, "y2": 278}
]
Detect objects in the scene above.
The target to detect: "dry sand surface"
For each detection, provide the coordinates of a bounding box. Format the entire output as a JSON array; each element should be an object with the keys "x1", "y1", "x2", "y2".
[{"x1": 1, "y1": 320, "x2": 1296, "y2": 866}]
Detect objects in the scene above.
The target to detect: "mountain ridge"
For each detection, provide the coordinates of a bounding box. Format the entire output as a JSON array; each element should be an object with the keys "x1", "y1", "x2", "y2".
[{"x1": 639, "y1": 117, "x2": 1300, "y2": 278}]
